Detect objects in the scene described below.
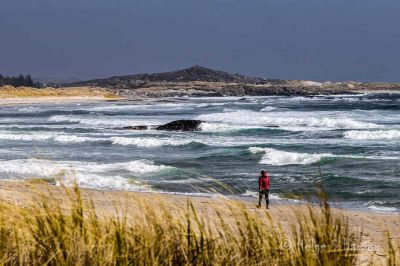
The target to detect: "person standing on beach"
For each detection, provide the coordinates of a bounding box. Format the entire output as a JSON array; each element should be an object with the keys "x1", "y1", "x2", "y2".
[{"x1": 257, "y1": 170, "x2": 270, "y2": 209}]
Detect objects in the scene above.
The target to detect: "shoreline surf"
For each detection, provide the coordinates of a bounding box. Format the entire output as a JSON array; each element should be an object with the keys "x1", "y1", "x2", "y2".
[{"x1": 0, "y1": 94, "x2": 399, "y2": 214}]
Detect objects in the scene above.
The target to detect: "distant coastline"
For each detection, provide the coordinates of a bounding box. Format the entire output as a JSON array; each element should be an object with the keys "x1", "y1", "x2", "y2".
[
  {"x1": 63, "y1": 66, "x2": 400, "y2": 98},
  {"x1": 2, "y1": 66, "x2": 400, "y2": 100}
]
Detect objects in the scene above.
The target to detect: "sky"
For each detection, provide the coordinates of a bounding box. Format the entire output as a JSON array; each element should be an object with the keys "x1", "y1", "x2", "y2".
[{"x1": 0, "y1": 0, "x2": 399, "y2": 82}]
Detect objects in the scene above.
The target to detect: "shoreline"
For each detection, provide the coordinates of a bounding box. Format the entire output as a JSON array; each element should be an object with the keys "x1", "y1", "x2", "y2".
[
  {"x1": 0, "y1": 179, "x2": 398, "y2": 264},
  {"x1": 0, "y1": 89, "x2": 399, "y2": 107},
  {"x1": 1, "y1": 179, "x2": 398, "y2": 216},
  {"x1": 350, "y1": 89, "x2": 400, "y2": 94},
  {"x1": 0, "y1": 96, "x2": 124, "y2": 106},
  {"x1": 2, "y1": 178, "x2": 397, "y2": 216}
]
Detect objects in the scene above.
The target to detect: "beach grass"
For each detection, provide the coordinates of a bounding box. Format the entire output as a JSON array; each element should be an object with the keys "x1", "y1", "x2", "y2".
[
  {"x1": 0, "y1": 183, "x2": 382, "y2": 265},
  {"x1": 387, "y1": 232, "x2": 399, "y2": 266},
  {"x1": 0, "y1": 85, "x2": 118, "y2": 99}
]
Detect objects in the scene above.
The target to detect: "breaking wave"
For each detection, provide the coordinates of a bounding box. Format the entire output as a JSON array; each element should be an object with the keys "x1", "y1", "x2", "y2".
[
  {"x1": 197, "y1": 110, "x2": 380, "y2": 131},
  {"x1": 260, "y1": 106, "x2": 277, "y2": 112},
  {"x1": 48, "y1": 115, "x2": 81, "y2": 123},
  {"x1": 0, "y1": 133, "x2": 54, "y2": 141},
  {"x1": 0, "y1": 159, "x2": 172, "y2": 191},
  {"x1": 0, "y1": 159, "x2": 172, "y2": 176},
  {"x1": 249, "y1": 147, "x2": 332, "y2": 165},
  {"x1": 48, "y1": 115, "x2": 159, "y2": 127},
  {"x1": 200, "y1": 122, "x2": 260, "y2": 132},
  {"x1": 367, "y1": 205, "x2": 397, "y2": 212},
  {"x1": 344, "y1": 130, "x2": 400, "y2": 140},
  {"x1": 54, "y1": 135, "x2": 105, "y2": 143},
  {"x1": 0, "y1": 132, "x2": 197, "y2": 148},
  {"x1": 364, "y1": 201, "x2": 398, "y2": 213},
  {"x1": 249, "y1": 147, "x2": 400, "y2": 165},
  {"x1": 110, "y1": 137, "x2": 193, "y2": 147},
  {"x1": 0, "y1": 132, "x2": 105, "y2": 144}
]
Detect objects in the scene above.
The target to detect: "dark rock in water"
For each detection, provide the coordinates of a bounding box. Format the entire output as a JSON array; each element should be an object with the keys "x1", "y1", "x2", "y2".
[
  {"x1": 265, "y1": 125, "x2": 280, "y2": 128},
  {"x1": 113, "y1": 120, "x2": 204, "y2": 131},
  {"x1": 114, "y1": 125, "x2": 149, "y2": 130},
  {"x1": 155, "y1": 120, "x2": 203, "y2": 131}
]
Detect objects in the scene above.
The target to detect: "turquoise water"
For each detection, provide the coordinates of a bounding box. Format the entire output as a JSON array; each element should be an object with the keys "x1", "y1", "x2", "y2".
[{"x1": 0, "y1": 94, "x2": 399, "y2": 212}]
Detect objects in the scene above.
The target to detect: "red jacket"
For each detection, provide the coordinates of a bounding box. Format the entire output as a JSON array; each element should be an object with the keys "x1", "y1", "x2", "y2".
[{"x1": 259, "y1": 173, "x2": 270, "y2": 190}]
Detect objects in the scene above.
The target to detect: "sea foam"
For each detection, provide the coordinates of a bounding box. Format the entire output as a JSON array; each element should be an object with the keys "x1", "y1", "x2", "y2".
[
  {"x1": 200, "y1": 122, "x2": 259, "y2": 132},
  {"x1": 260, "y1": 106, "x2": 277, "y2": 112},
  {"x1": 0, "y1": 133, "x2": 55, "y2": 141},
  {"x1": 249, "y1": 147, "x2": 332, "y2": 165},
  {"x1": 344, "y1": 130, "x2": 400, "y2": 140},
  {"x1": 365, "y1": 201, "x2": 398, "y2": 212},
  {"x1": 0, "y1": 131, "x2": 193, "y2": 147},
  {"x1": 198, "y1": 110, "x2": 379, "y2": 131},
  {"x1": 0, "y1": 159, "x2": 171, "y2": 176},
  {"x1": 54, "y1": 135, "x2": 105, "y2": 143},
  {"x1": 48, "y1": 115, "x2": 157, "y2": 127},
  {"x1": 0, "y1": 159, "x2": 171, "y2": 190},
  {"x1": 110, "y1": 137, "x2": 192, "y2": 147}
]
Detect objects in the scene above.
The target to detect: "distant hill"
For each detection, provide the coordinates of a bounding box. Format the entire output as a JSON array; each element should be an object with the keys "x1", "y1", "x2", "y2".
[
  {"x1": 63, "y1": 66, "x2": 400, "y2": 98},
  {"x1": 66, "y1": 65, "x2": 286, "y2": 88}
]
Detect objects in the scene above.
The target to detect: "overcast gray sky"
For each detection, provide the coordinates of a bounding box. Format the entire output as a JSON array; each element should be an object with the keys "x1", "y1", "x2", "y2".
[{"x1": 1, "y1": 0, "x2": 399, "y2": 82}]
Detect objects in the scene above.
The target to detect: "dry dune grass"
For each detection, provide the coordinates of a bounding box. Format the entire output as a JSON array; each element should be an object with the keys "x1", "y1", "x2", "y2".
[
  {"x1": 1, "y1": 182, "x2": 397, "y2": 265},
  {"x1": 0, "y1": 85, "x2": 118, "y2": 99}
]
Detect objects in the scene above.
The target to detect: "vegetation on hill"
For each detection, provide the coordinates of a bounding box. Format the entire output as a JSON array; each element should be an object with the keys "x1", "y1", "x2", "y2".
[
  {"x1": 67, "y1": 65, "x2": 286, "y2": 88},
  {"x1": 0, "y1": 74, "x2": 38, "y2": 87}
]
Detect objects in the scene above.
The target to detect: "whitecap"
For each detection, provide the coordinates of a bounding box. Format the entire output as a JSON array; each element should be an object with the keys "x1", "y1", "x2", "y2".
[
  {"x1": 355, "y1": 190, "x2": 380, "y2": 195},
  {"x1": 249, "y1": 147, "x2": 332, "y2": 165},
  {"x1": 122, "y1": 160, "x2": 172, "y2": 174},
  {"x1": 197, "y1": 110, "x2": 379, "y2": 131},
  {"x1": 0, "y1": 158, "x2": 172, "y2": 176},
  {"x1": 110, "y1": 137, "x2": 192, "y2": 147},
  {"x1": 0, "y1": 132, "x2": 108, "y2": 144},
  {"x1": 0, "y1": 159, "x2": 75, "y2": 177},
  {"x1": 64, "y1": 173, "x2": 149, "y2": 191},
  {"x1": 18, "y1": 106, "x2": 43, "y2": 112},
  {"x1": 0, "y1": 158, "x2": 172, "y2": 191},
  {"x1": 344, "y1": 130, "x2": 400, "y2": 140},
  {"x1": 54, "y1": 135, "x2": 105, "y2": 143},
  {"x1": 48, "y1": 115, "x2": 159, "y2": 127},
  {"x1": 0, "y1": 132, "x2": 55, "y2": 141},
  {"x1": 368, "y1": 205, "x2": 397, "y2": 212},
  {"x1": 6, "y1": 168, "x2": 140, "y2": 191},
  {"x1": 260, "y1": 106, "x2": 277, "y2": 112},
  {"x1": 200, "y1": 122, "x2": 259, "y2": 132},
  {"x1": 68, "y1": 159, "x2": 172, "y2": 175},
  {"x1": 48, "y1": 115, "x2": 81, "y2": 123}
]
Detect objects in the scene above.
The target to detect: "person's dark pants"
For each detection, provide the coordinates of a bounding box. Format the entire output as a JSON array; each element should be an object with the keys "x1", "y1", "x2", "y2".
[{"x1": 258, "y1": 189, "x2": 269, "y2": 208}]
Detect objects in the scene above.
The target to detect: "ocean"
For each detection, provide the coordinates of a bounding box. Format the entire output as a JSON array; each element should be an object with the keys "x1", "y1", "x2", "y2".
[{"x1": 0, "y1": 94, "x2": 399, "y2": 213}]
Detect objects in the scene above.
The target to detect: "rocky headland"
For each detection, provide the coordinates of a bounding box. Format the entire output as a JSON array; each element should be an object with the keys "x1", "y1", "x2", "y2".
[{"x1": 64, "y1": 65, "x2": 400, "y2": 98}]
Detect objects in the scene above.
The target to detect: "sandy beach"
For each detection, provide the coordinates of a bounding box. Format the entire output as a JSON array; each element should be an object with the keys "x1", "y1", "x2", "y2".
[
  {"x1": 0, "y1": 96, "x2": 121, "y2": 106},
  {"x1": 0, "y1": 179, "x2": 398, "y2": 265},
  {"x1": 0, "y1": 86, "x2": 123, "y2": 106}
]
